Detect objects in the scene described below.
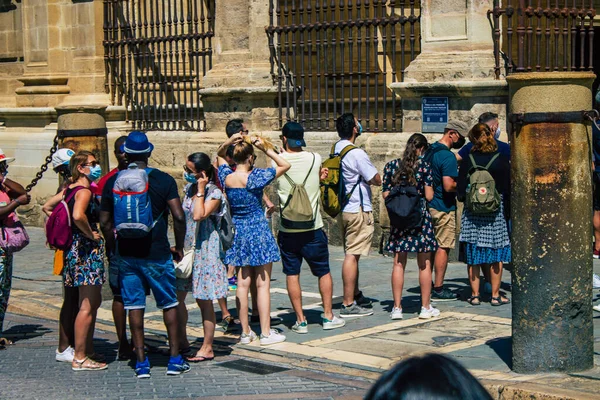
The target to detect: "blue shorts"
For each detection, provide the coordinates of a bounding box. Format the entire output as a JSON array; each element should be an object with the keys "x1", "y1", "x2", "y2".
[
  {"x1": 278, "y1": 229, "x2": 330, "y2": 278},
  {"x1": 111, "y1": 256, "x2": 178, "y2": 311}
]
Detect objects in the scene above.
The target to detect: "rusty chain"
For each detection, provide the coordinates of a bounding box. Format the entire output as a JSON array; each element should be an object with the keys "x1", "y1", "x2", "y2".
[{"x1": 25, "y1": 132, "x2": 60, "y2": 193}]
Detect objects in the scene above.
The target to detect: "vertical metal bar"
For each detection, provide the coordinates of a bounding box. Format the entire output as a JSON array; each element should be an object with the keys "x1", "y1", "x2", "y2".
[
  {"x1": 307, "y1": 1, "x2": 314, "y2": 130},
  {"x1": 291, "y1": 0, "x2": 298, "y2": 122},
  {"x1": 492, "y1": 0, "x2": 501, "y2": 78},
  {"x1": 103, "y1": 0, "x2": 111, "y2": 102},
  {"x1": 193, "y1": 0, "x2": 201, "y2": 129},
  {"x1": 173, "y1": 0, "x2": 182, "y2": 129},
  {"x1": 339, "y1": 0, "x2": 345, "y2": 117},
  {"x1": 374, "y1": 0, "x2": 381, "y2": 132},
  {"x1": 125, "y1": 0, "x2": 133, "y2": 123},
  {"x1": 207, "y1": 0, "x2": 214, "y2": 71},
  {"x1": 330, "y1": 0, "x2": 337, "y2": 126},
  {"x1": 154, "y1": 0, "x2": 164, "y2": 129},
  {"x1": 544, "y1": 0, "x2": 551, "y2": 71},
  {"x1": 316, "y1": 0, "x2": 322, "y2": 130},
  {"x1": 347, "y1": 0, "x2": 354, "y2": 118},
  {"x1": 365, "y1": 0, "x2": 371, "y2": 130},
  {"x1": 323, "y1": 1, "x2": 330, "y2": 129},
  {"x1": 180, "y1": 0, "x2": 189, "y2": 129},
  {"x1": 579, "y1": 0, "x2": 586, "y2": 71},
  {"x1": 167, "y1": 1, "x2": 175, "y2": 129},
  {"x1": 299, "y1": 1, "x2": 306, "y2": 127},
  {"x1": 133, "y1": 0, "x2": 140, "y2": 127},
  {"x1": 357, "y1": 0, "x2": 362, "y2": 123},
  {"x1": 409, "y1": 0, "x2": 416, "y2": 76},
  {"x1": 149, "y1": 0, "x2": 158, "y2": 128},
  {"x1": 507, "y1": 0, "x2": 514, "y2": 74},
  {"x1": 526, "y1": 0, "x2": 533, "y2": 71},
  {"x1": 390, "y1": 0, "x2": 398, "y2": 130},
  {"x1": 517, "y1": 0, "x2": 526, "y2": 72},
  {"x1": 381, "y1": 0, "x2": 388, "y2": 131},
  {"x1": 588, "y1": 0, "x2": 595, "y2": 71},
  {"x1": 535, "y1": 0, "x2": 542, "y2": 71},
  {"x1": 284, "y1": 0, "x2": 291, "y2": 123},
  {"x1": 399, "y1": 0, "x2": 406, "y2": 82}
]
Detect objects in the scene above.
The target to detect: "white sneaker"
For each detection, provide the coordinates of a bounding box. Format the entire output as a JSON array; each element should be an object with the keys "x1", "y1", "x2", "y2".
[
  {"x1": 593, "y1": 304, "x2": 600, "y2": 312},
  {"x1": 322, "y1": 315, "x2": 346, "y2": 330},
  {"x1": 483, "y1": 282, "x2": 492, "y2": 294},
  {"x1": 292, "y1": 320, "x2": 308, "y2": 334},
  {"x1": 55, "y1": 346, "x2": 75, "y2": 363},
  {"x1": 259, "y1": 329, "x2": 286, "y2": 346},
  {"x1": 239, "y1": 330, "x2": 257, "y2": 344},
  {"x1": 390, "y1": 307, "x2": 403, "y2": 320},
  {"x1": 593, "y1": 274, "x2": 600, "y2": 289},
  {"x1": 419, "y1": 306, "x2": 441, "y2": 319}
]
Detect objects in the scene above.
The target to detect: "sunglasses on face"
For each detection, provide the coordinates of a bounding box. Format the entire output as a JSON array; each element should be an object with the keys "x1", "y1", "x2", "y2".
[
  {"x1": 241, "y1": 129, "x2": 249, "y2": 135},
  {"x1": 183, "y1": 165, "x2": 194, "y2": 174},
  {"x1": 82, "y1": 161, "x2": 99, "y2": 168}
]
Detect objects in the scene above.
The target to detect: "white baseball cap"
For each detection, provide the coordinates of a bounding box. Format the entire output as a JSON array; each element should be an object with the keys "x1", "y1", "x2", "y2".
[
  {"x1": 52, "y1": 148, "x2": 75, "y2": 169},
  {"x1": 0, "y1": 148, "x2": 15, "y2": 164}
]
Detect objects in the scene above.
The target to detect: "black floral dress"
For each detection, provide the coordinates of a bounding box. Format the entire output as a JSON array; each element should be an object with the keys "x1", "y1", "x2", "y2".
[{"x1": 383, "y1": 158, "x2": 438, "y2": 253}]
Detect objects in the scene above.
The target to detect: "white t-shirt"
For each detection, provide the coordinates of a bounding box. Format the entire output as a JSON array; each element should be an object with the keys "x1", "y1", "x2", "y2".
[
  {"x1": 334, "y1": 139, "x2": 378, "y2": 213},
  {"x1": 275, "y1": 151, "x2": 324, "y2": 233}
]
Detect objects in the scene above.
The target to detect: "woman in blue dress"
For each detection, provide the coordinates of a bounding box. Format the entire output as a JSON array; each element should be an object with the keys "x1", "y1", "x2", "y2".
[{"x1": 216, "y1": 135, "x2": 290, "y2": 346}]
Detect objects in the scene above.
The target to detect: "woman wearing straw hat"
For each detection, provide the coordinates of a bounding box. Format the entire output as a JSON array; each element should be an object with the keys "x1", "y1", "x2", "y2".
[{"x1": 0, "y1": 148, "x2": 31, "y2": 349}]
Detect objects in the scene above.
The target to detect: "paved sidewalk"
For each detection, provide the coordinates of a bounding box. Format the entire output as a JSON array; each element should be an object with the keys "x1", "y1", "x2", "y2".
[{"x1": 2, "y1": 228, "x2": 600, "y2": 399}]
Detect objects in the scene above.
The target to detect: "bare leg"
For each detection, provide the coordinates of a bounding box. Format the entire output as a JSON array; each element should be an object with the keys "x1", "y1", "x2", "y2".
[
  {"x1": 490, "y1": 262, "x2": 506, "y2": 301},
  {"x1": 112, "y1": 297, "x2": 129, "y2": 355},
  {"x1": 236, "y1": 267, "x2": 252, "y2": 334},
  {"x1": 468, "y1": 264, "x2": 481, "y2": 298},
  {"x1": 217, "y1": 297, "x2": 231, "y2": 319},
  {"x1": 417, "y1": 253, "x2": 433, "y2": 309},
  {"x1": 433, "y1": 247, "x2": 449, "y2": 288},
  {"x1": 254, "y1": 263, "x2": 273, "y2": 335},
  {"x1": 195, "y1": 299, "x2": 216, "y2": 358},
  {"x1": 176, "y1": 290, "x2": 190, "y2": 351},
  {"x1": 342, "y1": 254, "x2": 360, "y2": 306},
  {"x1": 163, "y1": 305, "x2": 180, "y2": 358},
  {"x1": 594, "y1": 210, "x2": 600, "y2": 252},
  {"x1": 58, "y1": 287, "x2": 79, "y2": 352},
  {"x1": 129, "y1": 309, "x2": 146, "y2": 362},
  {"x1": 286, "y1": 274, "x2": 304, "y2": 322},
  {"x1": 74, "y1": 285, "x2": 102, "y2": 361},
  {"x1": 318, "y1": 273, "x2": 334, "y2": 320},
  {"x1": 391, "y1": 252, "x2": 407, "y2": 309}
]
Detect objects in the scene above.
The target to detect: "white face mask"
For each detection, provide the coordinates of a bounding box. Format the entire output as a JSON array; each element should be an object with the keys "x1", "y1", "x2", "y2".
[{"x1": 494, "y1": 127, "x2": 501, "y2": 140}]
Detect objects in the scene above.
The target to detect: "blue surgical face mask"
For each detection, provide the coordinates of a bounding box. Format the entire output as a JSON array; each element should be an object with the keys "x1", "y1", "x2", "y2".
[
  {"x1": 356, "y1": 122, "x2": 363, "y2": 136},
  {"x1": 183, "y1": 171, "x2": 197, "y2": 183},
  {"x1": 86, "y1": 165, "x2": 102, "y2": 182}
]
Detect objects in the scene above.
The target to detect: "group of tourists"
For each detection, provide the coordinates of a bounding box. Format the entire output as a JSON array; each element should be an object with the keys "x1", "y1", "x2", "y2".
[{"x1": 0, "y1": 110, "x2": 598, "y2": 378}]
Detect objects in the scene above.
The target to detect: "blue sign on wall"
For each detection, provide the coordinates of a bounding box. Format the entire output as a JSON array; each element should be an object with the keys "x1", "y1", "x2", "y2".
[{"x1": 422, "y1": 97, "x2": 448, "y2": 133}]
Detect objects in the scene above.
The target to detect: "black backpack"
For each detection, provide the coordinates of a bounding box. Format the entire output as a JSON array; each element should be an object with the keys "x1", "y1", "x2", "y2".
[{"x1": 385, "y1": 172, "x2": 424, "y2": 231}]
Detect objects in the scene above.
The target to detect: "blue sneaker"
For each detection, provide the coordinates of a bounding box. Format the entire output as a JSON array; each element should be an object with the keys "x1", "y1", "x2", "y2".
[
  {"x1": 135, "y1": 357, "x2": 151, "y2": 379},
  {"x1": 167, "y1": 355, "x2": 190, "y2": 375}
]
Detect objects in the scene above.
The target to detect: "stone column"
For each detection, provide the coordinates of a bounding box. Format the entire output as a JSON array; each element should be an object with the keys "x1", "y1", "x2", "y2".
[
  {"x1": 199, "y1": 0, "x2": 278, "y2": 132},
  {"x1": 390, "y1": 0, "x2": 508, "y2": 132},
  {"x1": 508, "y1": 72, "x2": 595, "y2": 373}
]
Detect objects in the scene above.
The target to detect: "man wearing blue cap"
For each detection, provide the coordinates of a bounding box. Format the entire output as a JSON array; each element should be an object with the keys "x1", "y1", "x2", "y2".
[
  {"x1": 100, "y1": 131, "x2": 189, "y2": 378},
  {"x1": 276, "y1": 122, "x2": 346, "y2": 334}
]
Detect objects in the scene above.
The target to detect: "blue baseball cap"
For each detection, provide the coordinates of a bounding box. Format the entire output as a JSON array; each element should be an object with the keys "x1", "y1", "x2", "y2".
[
  {"x1": 282, "y1": 121, "x2": 306, "y2": 148},
  {"x1": 121, "y1": 130, "x2": 154, "y2": 154}
]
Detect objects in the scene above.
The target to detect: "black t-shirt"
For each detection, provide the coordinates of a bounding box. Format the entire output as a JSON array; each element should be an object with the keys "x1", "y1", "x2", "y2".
[
  {"x1": 65, "y1": 186, "x2": 99, "y2": 233},
  {"x1": 100, "y1": 168, "x2": 179, "y2": 260}
]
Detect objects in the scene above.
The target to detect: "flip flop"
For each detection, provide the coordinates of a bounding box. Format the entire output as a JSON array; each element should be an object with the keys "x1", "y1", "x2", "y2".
[
  {"x1": 185, "y1": 354, "x2": 215, "y2": 363},
  {"x1": 0, "y1": 337, "x2": 13, "y2": 346}
]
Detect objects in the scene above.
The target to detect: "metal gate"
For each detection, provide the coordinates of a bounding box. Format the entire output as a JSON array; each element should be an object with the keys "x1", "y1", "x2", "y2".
[
  {"x1": 489, "y1": 0, "x2": 595, "y2": 78},
  {"x1": 103, "y1": 0, "x2": 215, "y2": 131},
  {"x1": 266, "y1": 0, "x2": 421, "y2": 132}
]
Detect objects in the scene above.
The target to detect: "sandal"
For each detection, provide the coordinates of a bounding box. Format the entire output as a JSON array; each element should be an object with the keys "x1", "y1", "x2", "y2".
[
  {"x1": 491, "y1": 296, "x2": 511, "y2": 306},
  {"x1": 467, "y1": 296, "x2": 481, "y2": 306},
  {"x1": 72, "y1": 356, "x2": 108, "y2": 371},
  {"x1": 0, "y1": 337, "x2": 13, "y2": 346}
]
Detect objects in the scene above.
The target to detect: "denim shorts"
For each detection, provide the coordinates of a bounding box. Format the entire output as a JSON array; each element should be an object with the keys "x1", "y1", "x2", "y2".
[
  {"x1": 111, "y1": 256, "x2": 178, "y2": 310},
  {"x1": 278, "y1": 229, "x2": 330, "y2": 278}
]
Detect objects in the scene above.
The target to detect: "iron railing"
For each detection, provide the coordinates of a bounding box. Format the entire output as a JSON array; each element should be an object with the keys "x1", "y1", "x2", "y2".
[
  {"x1": 103, "y1": 0, "x2": 214, "y2": 131},
  {"x1": 489, "y1": 0, "x2": 595, "y2": 78},
  {"x1": 266, "y1": 0, "x2": 421, "y2": 132}
]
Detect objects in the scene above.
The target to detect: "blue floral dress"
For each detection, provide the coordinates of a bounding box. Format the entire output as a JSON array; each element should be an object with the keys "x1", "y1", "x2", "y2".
[
  {"x1": 177, "y1": 183, "x2": 228, "y2": 300},
  {"x1": 218, "y1": 165, "x2": 281, "y2": 267},
  {"x1": 383, "y1": 158, "x2": 438, "y2": 253}
]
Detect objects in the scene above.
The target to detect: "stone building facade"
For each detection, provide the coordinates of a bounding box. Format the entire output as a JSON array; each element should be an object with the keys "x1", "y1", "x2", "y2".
[{"x1": 0, "y1": 0, "x2": 596, "y2": 246}]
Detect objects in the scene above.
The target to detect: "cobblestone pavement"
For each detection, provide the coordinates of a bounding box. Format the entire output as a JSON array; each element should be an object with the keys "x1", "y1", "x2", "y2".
[{"x1": 2, "y1": 228, "x2": 600, "y2": 399}]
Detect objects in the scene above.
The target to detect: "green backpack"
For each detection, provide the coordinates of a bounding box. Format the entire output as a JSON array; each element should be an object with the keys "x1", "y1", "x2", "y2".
[
  {"x1": 320, "y1": 143, "x2": 358, "y2": 218},
  {"x1": 465, "y1": 153, "x2": 501, "y2": 214},
  {"x1": 280, "y1": 153, "x2": 316, "y2": 230}
]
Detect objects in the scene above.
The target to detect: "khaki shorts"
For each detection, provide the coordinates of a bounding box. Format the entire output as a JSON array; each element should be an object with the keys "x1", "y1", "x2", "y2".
[
  {"x1": 341, "y1": 210, "x2": 375, "y2": 256},
  {"x1": 430, "y1": 208, "x2": 456, "y2": 249}
]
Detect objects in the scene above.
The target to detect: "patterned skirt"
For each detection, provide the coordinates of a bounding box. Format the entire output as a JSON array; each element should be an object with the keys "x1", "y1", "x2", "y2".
[
  {"x1": 464, "y1": 243, "x2": 512, "y2": 265},
  {"x1": 385, "y1": 208, "x2": 439, "y2": 254},
  {"x1": 64, "y1": 232, "x2": 106, "y2": 287}
]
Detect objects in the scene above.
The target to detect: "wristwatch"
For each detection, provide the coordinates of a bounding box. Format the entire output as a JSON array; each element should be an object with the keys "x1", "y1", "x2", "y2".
[{"x1": 196, "y1": 193, "x2": 204, "y2": 198}]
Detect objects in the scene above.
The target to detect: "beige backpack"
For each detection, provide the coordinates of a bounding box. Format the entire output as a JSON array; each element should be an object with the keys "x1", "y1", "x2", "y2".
[{"x1": 280, "y1": 153, "x2": 316, "y2": 229}]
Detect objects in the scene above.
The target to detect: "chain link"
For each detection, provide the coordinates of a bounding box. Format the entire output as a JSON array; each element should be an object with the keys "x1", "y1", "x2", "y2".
[{"x1": 25, "y1": 132, "x2": 60, "y2": 193}]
